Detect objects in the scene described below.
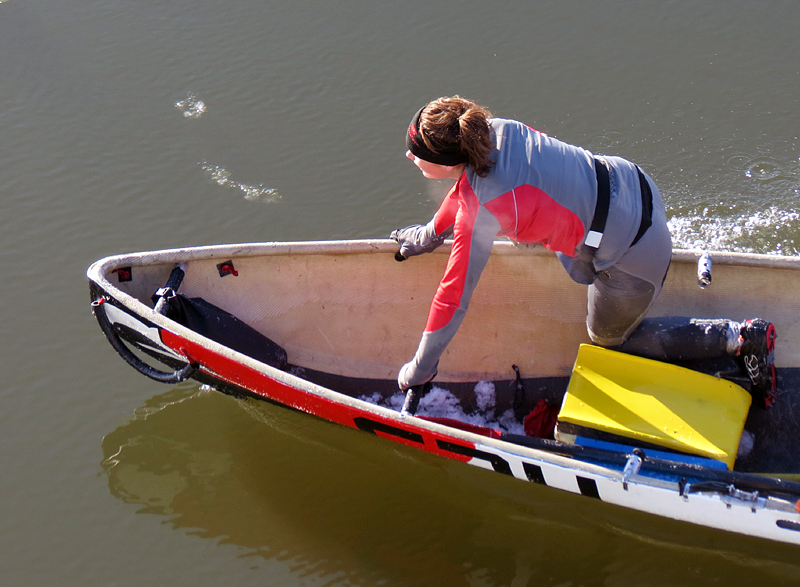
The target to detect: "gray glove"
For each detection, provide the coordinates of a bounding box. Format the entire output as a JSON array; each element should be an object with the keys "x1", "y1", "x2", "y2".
[
  {"x1": 390, "y1": 220, "x2": 446, "y2": 261},
  {"x1": 398, "y1": 356, "x2": 438, "y2": 390}
]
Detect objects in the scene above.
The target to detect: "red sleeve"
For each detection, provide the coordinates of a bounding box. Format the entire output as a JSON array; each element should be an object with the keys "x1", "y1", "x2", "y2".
[{"x1": 425, "y1": 177, "x2": 482, "y2": 333}]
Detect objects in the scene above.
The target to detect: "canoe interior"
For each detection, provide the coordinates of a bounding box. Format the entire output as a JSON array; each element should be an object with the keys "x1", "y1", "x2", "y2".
[{"x1": 92, "y1": 240, "x2": 800, "y2": 475}]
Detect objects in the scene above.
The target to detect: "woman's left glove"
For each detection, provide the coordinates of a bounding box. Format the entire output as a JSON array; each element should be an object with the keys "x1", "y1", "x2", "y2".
[{"x1": 390, "y1": 220, "x2": 445, "y2": 261}]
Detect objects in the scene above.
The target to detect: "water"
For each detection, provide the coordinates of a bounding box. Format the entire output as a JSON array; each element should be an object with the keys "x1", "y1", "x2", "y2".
[{"x1": 2, "y1": 0, "x2": 800, "y2": 585}]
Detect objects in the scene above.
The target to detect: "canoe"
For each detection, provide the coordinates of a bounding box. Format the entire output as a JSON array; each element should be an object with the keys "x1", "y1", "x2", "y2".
[{"x1": 87, "y1": 240, "x2": 800, "y2": 546}]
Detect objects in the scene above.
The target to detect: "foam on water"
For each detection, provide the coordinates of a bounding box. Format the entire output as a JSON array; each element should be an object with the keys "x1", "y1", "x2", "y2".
[
  {"x1": 201, "y1": 163, "x2": 281, "y2": 203},
  {"x1": 360, "y1": 382, "x2": 525, "y2": 436},
  {"x1": 668, "y1": 206, "x2": 800, "y2": 255},
  {"x1": 175, "y1": 92, "x2": 207, "y2": 119}
]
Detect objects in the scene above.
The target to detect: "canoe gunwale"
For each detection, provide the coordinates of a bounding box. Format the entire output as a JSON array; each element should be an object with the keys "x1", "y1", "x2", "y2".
[{"x1": 87, "y1": 238, "x2": 800, "y2": 270}]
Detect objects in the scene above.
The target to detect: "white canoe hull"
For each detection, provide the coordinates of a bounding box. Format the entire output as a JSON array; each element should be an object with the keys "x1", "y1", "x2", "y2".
[{"x1": 87, "y1": 240, "x2": 800, "y2": 546}]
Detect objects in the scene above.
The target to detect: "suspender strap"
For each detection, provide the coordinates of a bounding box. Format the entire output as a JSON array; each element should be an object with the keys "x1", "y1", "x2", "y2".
[
  {"x1": 631, "y1": 166, "x2": 653, "y2": 247},
  {"x1": 587, "y1": 159, "x2": 654, "y2": 251},
  {"x1": 586, "y1": 157, "x2": 610, "y2": 249}
]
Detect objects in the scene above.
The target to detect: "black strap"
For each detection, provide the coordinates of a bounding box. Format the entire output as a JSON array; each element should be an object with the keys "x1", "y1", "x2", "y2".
[
  {"x1": 586, "y1": 157, "x2": 610, "y2": 249},
  {"x1": 588, "y1": 159, "x2": 653, "y2": 251},
  {"x1": 631, "y1": 166, "x2": 653, "y2": 247}
]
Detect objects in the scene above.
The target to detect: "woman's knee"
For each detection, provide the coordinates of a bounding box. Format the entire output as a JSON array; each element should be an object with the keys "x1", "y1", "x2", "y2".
[{"x1": 586, "y1": 268, "x2": 656, "y2": 347}]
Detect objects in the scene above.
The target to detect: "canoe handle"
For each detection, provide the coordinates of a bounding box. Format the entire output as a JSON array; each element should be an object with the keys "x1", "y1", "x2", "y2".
[
  {"x1": 400, "y1": 381, "x2": 432, "y2": 417},
  {"x1": 153, "y1": 265, "x2": 186, "y2": 315},
  {"x1": 91, "y1": 297, "x2": 199, "y2": 384}
]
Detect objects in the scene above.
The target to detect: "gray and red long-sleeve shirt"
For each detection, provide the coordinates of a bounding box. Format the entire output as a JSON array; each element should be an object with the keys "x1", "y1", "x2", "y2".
[{"x1": 398, "y1": 118, "x2": 671, "y2": 389}]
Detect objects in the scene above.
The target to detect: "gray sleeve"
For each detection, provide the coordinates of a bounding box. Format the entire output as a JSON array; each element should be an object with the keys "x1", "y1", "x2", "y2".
[{"x1": 398, "y1": 207, "x2": 500, "y2": 389}]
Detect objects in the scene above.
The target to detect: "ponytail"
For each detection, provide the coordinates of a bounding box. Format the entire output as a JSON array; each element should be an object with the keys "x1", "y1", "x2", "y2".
[{"x1": 414, "y1": 96, "x2": 494, "y2": 177}]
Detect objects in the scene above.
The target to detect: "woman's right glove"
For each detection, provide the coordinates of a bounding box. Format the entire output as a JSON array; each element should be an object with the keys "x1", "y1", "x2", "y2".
[
  {"x1": 390, "y1": 220, "x2": 446, "y2": 261},
  {"x1": 398, "y1": 356, "x2": 437, "y2": 391}
]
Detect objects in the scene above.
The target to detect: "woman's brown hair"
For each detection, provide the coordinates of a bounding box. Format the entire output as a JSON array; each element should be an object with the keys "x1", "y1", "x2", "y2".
[{"x1": 419, "y1": 96, "x2": 494, "y2": 177}]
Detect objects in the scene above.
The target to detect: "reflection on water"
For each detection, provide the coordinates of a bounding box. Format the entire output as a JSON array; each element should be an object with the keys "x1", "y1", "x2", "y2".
[{"x1": 102, "y1": 387, "x2": 800, "y2": 586}]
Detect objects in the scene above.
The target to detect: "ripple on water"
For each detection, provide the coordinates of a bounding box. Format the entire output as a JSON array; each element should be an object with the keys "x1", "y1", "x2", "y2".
[
  {"x1": 726, "y1": 153, "x2": 798, "y2": 184},
  {"x1": 586, "y1": 130, "x2": 628, "y2": 152},
  {"x1": 744, "y1": 157, "x2": 783, "y2": 181}
]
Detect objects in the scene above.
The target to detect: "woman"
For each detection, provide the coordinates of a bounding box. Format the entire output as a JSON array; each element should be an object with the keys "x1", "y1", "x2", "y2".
[{"x1": 392, "y1": 96, "x2": 776, "y2": 407}]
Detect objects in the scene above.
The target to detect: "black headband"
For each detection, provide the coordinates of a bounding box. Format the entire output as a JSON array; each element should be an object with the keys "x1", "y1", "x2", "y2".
[{"x1": 406, "y1": 107, "x2": 468, "y2": 167}]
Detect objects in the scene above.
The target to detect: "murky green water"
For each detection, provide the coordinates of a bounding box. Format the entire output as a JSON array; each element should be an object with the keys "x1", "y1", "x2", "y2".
[{"x1": 3, "y1": 1, "x2": 800, "y2": 585}]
